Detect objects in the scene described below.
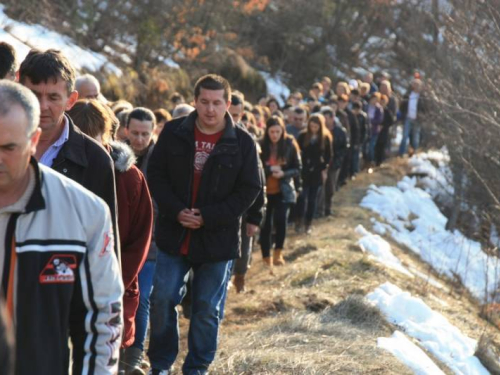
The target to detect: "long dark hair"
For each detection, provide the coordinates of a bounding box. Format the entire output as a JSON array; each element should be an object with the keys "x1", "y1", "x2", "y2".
[
  {"x1": 302, "y1": 113, "x2": 331, "y2": 151},
  {"x1": 261, "y1": 115, "x2": 289, "y2": 162}
]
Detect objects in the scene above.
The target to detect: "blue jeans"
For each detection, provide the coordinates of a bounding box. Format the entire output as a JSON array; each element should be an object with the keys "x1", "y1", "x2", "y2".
[
  {"x1": 148, "y1": 251, "x2": 233, "y2": 374},
  {"x1": 399, "y1": 118, "x2": 421, "y2": 155},
  {"x1": 368, "y1": 134, "x2": 379, "y2": 162},
  {"x1": 131, "y1": 260, "x2": 156, "y2": 351}
]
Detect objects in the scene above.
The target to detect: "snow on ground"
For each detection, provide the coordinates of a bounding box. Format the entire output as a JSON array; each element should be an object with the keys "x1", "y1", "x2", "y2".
[
  {"x1": 407, "y1": 148, "x2": 454, "y2": 204},
  {"x1": 259, "y1": 71, "x2": 290, "y2": 107},
  {"x1": 367, "y1": 282, "x2": 489, "y2": 375},
  {"x1": 360, "y1": 150, "x2": 500, "y2": 301},
  {"x1": 355, "y1": 225, "x2": 413, "y2": 277},
  {"x1": 0, "y1": 5, "x2": 121, "y2": 75},
  {"x1": 378, "y1": 330, "x2": 445, "y2": 375}
]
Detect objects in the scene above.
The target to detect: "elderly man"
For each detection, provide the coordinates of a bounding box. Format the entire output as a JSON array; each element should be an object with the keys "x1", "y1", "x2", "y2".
[
  {"x1": 0, "y1": 80, "x2": 123, "y2": 374},
  {"x1": 75, "y1": 73, "x2": 102, "y2": 100}
]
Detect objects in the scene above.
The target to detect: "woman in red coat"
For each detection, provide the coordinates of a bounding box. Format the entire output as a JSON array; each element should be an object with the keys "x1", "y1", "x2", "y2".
[{"x1": 68, "y1": 100, "x2": 153, "y2": 374}]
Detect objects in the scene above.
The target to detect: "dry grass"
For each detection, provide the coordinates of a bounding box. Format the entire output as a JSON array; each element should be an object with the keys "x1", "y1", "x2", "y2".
[
  {"x1": 213, "y1": 306, "x2": 410, "y2": 374},
  {"x1": 165, "y1": 158, "x2": 500, "y2": 374}
]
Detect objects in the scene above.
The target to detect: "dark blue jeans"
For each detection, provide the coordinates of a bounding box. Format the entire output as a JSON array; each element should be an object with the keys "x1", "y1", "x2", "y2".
[
  {"x1": 260, "y1": 193, "x2": 290, "y2": 258},
  {"x1": 148, "y1": 251, "x2": 233, "y2": 374},
  {"x1": 131, "y1": 259, "x2": 156, "y2": 351},
  {"x1": 297, "y1": 185, "x2": 321, "y2": 227},
  {"x1": 368, "y1": 133, "x2": 379, "y2": 162}
]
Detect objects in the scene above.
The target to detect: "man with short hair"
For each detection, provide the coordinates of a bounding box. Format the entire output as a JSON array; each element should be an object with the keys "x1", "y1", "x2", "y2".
[
  {"x1": 399, "y1": 79, "x2": 426, "y2": 156},
  {"x1": 122, "y1": 106, "x2": 159, "y2": 373},
  {"x1": 126, "y1": 107, "x2": 156, "y2": 165},
  {"x1": 336, "y1": 94, "x2": 352, "y2": 186},
  {"x1": 363, "y1": 72, "x2": 378, "y2": 94},
  {"x1": 0, "y1": 42, "x2": 16, "y2": 80},
  {"x1": 19, "y1": 48, "x2": 119, "y2": 256},
  {"x1": 320, "y1": 76, "x2": 334, "y2": 102},
  {"x1": 286, "y1": 106, "x2": 307, "y2": 139},
  {"x1": 229, "y1": 93, "x2": 244, "y2": 123},
  {"x1": 321, "y1": 105, "x2": 347, "y2": 216},
  {"x1": 147, "y1": 74, "x2": 261, "y2": 374},
  {"x1": 75, "y1": 73, "x2": 101, "y2": 99},
  {"x1": 229, "y1": 93, "x2": 265, "y2": 293},
  {"x1": 0, "y1": 80, "x2": 123, "y2": 374}
]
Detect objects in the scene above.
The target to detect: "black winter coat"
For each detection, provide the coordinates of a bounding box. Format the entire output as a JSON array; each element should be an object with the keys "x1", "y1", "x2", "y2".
[
  {"x1": 331, "y1": 125, "x2": 348, "y2": 170},
  {"x1": 356, "y1": 112, "x2": 368, "y2": 144},
  {"x1": 345, "y1": 108, "x2": 361, "y2": 147},
  {"x1": 245, "y1": 155, "x2": 266, "y2": 226},
  {"x1": 297, "y1": 132, "x2": 332, "y2": 187},
  {"x1": 53, "y1": 114, "x2": 120, "y2": 257},
  {"x1": 147, "y1": 111, "x2": 261, "y2": 263}
]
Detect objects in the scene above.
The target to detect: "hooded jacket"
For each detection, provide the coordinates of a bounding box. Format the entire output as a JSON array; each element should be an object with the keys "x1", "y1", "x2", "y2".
[{"x1": 109, "y1": 141, "x2": 152, "y2": 348}]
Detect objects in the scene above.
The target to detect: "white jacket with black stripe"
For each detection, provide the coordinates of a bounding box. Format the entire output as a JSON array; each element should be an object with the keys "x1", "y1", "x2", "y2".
[{"x1": 2, "y1": 158, "x2": 124, "y2": 375}]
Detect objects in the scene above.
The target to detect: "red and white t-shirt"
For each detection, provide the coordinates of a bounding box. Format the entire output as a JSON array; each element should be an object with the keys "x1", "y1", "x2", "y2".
[{"x1": 180, "y1": 126, "x2": 224, "y2": 255}]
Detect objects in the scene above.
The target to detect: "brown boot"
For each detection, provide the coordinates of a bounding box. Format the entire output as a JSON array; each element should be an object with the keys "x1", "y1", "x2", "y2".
[
  {"x1": 263, "y1": 257, "x2": 274, "y2": 275},
  {"x1": 233, "y1": 274, "x2": 246, "y2": 293},
  {"x1": 273, "y1": 249, "x2": 286, "y2": 266}
]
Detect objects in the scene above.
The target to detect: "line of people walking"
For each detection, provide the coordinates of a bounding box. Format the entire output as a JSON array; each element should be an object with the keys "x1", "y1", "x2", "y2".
[{"x1": 0, "y1": 40, "x2": 427, "y2": 375}]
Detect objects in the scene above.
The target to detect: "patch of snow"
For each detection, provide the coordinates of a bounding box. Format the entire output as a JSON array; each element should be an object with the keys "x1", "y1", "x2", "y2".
[
  {"x1": 355, "y1": 225, "x2": 413, "y2": 277},
  {"x1": 259, "y1": 71, "x2": 290, "y2": 107},
  {"x1": 0, "y1": 4, "x2": 121, "y2": 75},
  {"x1": 407, "y1": 148, "x2": 454, "y2": 203},
  {"x1": 361, "y1": 154, "x2": 500, "y2": 301},
  {"x1": 367, "y1": 282, "x2": 489, "y2": 375},
  {"x1": 378, "y1": 330, "x2": 445, "y2": 375}
]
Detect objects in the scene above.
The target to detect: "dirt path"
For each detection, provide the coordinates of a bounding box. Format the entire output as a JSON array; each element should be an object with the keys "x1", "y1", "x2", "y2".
[{"x1": 172, "y1": 158, "x2": 499, "y2": 374}]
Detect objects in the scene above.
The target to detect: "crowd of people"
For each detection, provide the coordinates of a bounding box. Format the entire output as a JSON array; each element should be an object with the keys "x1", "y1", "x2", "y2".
[{"x1": 0, "y1": 40, "x2": 427, "y2": 375}]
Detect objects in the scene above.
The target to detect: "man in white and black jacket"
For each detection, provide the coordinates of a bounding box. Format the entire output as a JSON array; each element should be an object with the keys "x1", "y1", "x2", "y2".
[{"x1": 0, "y1": 81, "x2": 123, "y2": 374}]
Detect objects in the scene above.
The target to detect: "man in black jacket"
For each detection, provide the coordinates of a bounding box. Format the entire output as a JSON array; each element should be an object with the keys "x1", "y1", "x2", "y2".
[
  {"x1": 147, "y1": 74, "x2": 261, "y2": 375},
  {"x1": 228, "y1": 92, "x2": 266, "y2": 293},
  {"x1": 322, "y1": 106, "x2": 348, "y2": 216},
  {"x1": 18, "y1": 49, "x2": 119, "y2": 257}
]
